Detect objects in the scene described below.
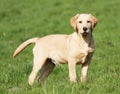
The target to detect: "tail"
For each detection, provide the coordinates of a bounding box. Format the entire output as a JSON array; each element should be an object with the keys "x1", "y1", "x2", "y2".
[{"x1": 13, "y1": 37, "x2": 39, "y2": 58}]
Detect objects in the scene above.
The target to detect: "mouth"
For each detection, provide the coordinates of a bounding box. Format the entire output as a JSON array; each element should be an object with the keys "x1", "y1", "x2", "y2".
[{"x1": 82, "y1": 31, "x2": 89, "y2": 36}]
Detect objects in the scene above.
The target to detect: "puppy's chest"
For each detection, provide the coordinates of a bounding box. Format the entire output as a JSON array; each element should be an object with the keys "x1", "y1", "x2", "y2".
[
  {"x1": 75, "y1": 50, "x2": 89, "y2": 64},
  {"x1": 72, "y1": 44, "x2": 90, "y2": 64}
]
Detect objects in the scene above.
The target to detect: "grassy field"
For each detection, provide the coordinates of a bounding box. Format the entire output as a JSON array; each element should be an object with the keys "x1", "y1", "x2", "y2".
[{"x1": 0, "y1": 0, "x2": 120, "y2": 94}]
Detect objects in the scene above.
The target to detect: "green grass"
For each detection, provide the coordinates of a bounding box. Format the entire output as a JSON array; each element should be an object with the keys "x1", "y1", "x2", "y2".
[{"x1": 0, "y1": 0, "x2": 120, "y2": 94}]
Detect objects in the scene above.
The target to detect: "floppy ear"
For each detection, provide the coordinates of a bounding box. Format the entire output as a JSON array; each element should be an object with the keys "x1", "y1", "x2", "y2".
[
  {"x1": 90, "y1": 14, "x2": 98, "y2": 29},
  {"x1": 70, "y1": 14, "x2": 79, "y2": 30}
]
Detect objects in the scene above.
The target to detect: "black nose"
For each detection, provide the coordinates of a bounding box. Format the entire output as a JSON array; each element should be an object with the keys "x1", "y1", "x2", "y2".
[{"x1": 83, "y1": 27, "x2": 88, "y2": 31}]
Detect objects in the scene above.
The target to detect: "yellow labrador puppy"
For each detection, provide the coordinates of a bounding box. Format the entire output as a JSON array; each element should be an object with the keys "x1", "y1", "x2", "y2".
[{"x1": 13, "y1": 13, "x2": 98, "y2": 86}]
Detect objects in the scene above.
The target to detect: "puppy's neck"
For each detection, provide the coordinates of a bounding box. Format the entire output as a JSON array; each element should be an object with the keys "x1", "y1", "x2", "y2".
[
  {"x1": 73, "y1": 32, "x2": 92, "y2": 45},
  {"x1": 82, "y1": 33, "x2": 92, "y2": 44}
]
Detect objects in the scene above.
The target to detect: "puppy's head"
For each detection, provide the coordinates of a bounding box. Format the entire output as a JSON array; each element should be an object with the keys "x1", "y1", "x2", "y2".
[{"x1": 70, "y1": 14, "x2": 98, "y2": 36}]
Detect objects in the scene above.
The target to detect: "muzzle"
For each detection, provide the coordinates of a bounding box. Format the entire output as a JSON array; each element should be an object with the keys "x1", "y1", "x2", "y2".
[{"x1": 82, "y1": 27, "x2": 89, "y2": 36}]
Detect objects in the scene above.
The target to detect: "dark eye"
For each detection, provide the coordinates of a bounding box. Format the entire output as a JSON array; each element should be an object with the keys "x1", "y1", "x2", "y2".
[
  {"x1": 87, "y1": 21, "x2": 91, "y2": 23},
  {"x1": 79, "y1": 21, "x2": 82, "y2": 23}
]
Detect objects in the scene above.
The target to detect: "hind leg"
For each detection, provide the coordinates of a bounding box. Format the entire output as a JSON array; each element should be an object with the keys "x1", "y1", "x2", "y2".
[
  {"x1": 28, "y1": 54, "x2": 47, "y2": 86},
  {"x1": 38, "y1": 58, "x2": 55, "y2": 83}
]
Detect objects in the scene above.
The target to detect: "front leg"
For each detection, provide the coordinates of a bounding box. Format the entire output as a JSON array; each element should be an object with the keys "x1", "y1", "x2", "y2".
[
  {"x1": 81, "y1": 50, "x2": 94, "y2": 82},
  {"x1": 81, "y1": 63, "x2": 89, "y2": 82},
  {"x1": 68, "y1": 59, "x2": 77, "y2": 82}
]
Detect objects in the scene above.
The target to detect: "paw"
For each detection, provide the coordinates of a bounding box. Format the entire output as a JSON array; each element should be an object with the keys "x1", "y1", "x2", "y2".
[
  {"x1": 28, "y1": 80, "x2": 34, "y2": 86},
  {"x1": 80, "y1": 76, "x2": 87, "y2": 82},
  {"x1": 70, "y1": 77, "x2": 77, "y2": 83},
  {"x1": 28, "y1": 75, "x2": 35, "y2": 86}
]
